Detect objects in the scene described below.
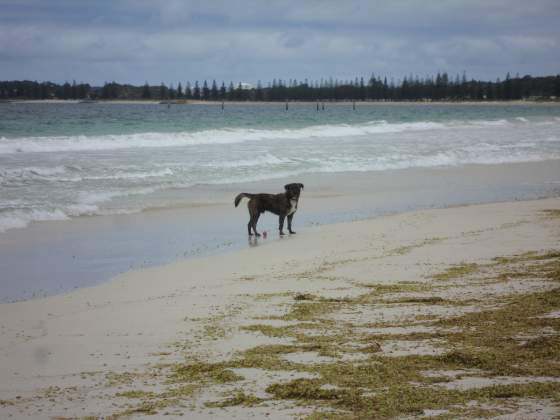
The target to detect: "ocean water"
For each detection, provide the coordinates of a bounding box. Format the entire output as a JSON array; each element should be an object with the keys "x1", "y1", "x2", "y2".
[{"x1": 1, "y1": 102, "x2": 560, "y2": 233}]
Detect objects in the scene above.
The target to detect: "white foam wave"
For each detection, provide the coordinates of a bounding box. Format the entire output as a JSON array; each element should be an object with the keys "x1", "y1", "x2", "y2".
[
  {"x1": 80, "y1": 168, "x2": 174, "y2": 181},
  {"x1": 471, "y1": 119, "x2": 509, "y2": 127},
  {"x1": 76, "y1": 187, "x2": 159, "y2": 205},
  {"x1": 0, "y1": 208, "x2": 69, "y2": 232},
  {"x1": 66, "y1": 203, "x2": 99, "y2": 216},
  {"x1": 205, "y1": 154, "x2": 292, "y2": 168},
  {"x1": 0, "y1": 118, "x2": 527, "y2": 154},
  {"x1": 1, "y1": 166, "x2": 175, "y2": 184},
  {"x1": 0, "y1": 185, "x2": 166, "y2": 233},
  {"x1": 1, "y1": 165, "x2": 67, "y2": 178},
  {"x1": 293, "y1": 151, "x2": 551, "y2": 175}
]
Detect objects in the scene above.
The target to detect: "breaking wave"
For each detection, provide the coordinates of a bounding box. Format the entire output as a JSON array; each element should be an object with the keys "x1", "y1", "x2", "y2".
[{"x1": 0, "y1": 118, "x2": 530, "y2": 154}]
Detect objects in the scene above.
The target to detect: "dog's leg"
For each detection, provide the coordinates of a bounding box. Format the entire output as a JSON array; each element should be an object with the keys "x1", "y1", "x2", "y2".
[
  {"x1": 247, "y1": 206, "x2": 255, "y2": 236},
  {"x1": 252, "y1": 213, "x2": 261, "y2": 237},
  {"x1": 248, "y1": 201, "x2": 261, "y2": 236},
  {"x1": 249, "y1": 205, "x2": 261, "y2": 237},
  {"x1": 279, "y1": 215, "x2": 285, "y2": 236},
  {"x1": 288, "y1": 214, "x2": 296, "y2": 234}
]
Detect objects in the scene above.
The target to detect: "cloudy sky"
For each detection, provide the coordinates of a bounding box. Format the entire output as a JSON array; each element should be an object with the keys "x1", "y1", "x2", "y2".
[{"x1": 1, "y1": 0, "x2": 559, "y2": 86}]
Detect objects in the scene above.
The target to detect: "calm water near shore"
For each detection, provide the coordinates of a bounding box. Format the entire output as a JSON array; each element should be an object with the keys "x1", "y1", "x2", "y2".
[{"x1": 1, "y1": 102, "x2": 560, "y2": 301}]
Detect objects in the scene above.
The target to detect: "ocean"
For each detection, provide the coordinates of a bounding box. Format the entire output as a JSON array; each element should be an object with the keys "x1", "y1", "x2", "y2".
[
  {"x1": 1, "y1": 102, "x2": 560, "y2": 233},
  {"x1": 1, "y1": 101, "x2": 560, "y2": 301}
]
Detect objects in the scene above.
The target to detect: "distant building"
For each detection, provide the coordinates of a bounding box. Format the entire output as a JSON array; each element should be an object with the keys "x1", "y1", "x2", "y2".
[{"x1": 239, "y1": 82, "x2": 253, "y2": 90}]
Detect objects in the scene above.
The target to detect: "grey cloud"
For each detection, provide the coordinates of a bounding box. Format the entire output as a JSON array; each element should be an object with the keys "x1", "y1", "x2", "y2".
[{"x1": 0, "y1": 0, "x2": 558, "y2": 84}]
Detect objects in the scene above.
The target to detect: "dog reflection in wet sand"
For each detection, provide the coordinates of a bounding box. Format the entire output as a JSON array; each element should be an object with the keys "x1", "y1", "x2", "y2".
[{"x1": 234, "y1": 183, "x2": 304, "y2": 237}]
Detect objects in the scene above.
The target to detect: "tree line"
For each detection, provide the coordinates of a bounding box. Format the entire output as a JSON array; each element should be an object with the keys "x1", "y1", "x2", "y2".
[{"x1": 2, "y1": 73, "x2": 559, "y2": 102}]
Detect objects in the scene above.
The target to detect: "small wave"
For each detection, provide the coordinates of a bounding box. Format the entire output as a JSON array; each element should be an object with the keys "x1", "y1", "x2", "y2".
[
  {"x1": 66, "y1": 203, "x2": 99, "y2": 216},
  {"x1": 0, "y1": 185, "x2": 164, "y2": 233},
  {"x1": 0, "y1": 118, "x2": 527, "y2": 154},
  {"x1": 469, "y1": 119, "x2": 509, "y2": 127},
  {"x1": 77, "y1": 189, "x2": 149, "y2": 205},
  {"x1": 203, "y1": 154, "x2": 293, "y2": 168},
  {"x1": 1, "y1": 165, "x2": 67, "y2": 178},
  {"x1": 510, "y1": 142, "x2": 537, "y2": 148},
  {"x1": 1, "y1": 166, "x2": 175, "y2": 184},
  {"x1": 0, "y1": 208, "x2": 69, "y2": 233},
  {"x1": 295, "y1": 151, "x2": 552, "y2": 174},
  {"x1": 80, "y1": 168, "x2": 174, "y2": 182}
]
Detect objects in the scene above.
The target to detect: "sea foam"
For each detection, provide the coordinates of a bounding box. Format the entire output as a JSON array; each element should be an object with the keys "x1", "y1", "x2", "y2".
[{"x1": 0, "y1": 119, "x2": 520, "y2": 155}]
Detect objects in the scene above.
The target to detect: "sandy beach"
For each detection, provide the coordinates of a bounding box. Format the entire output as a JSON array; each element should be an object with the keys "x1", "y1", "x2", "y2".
[
  {"x1": 3, "y1": 0, "x2": 560, "y2": 418},
  {"x1": 1, "y1": 196, "x2": 559, "y2": 418}
]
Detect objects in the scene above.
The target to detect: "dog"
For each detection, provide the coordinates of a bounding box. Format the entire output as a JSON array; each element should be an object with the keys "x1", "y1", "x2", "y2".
[{"x1": 234, "y1": 183, "x2": 304, "y2": 236}]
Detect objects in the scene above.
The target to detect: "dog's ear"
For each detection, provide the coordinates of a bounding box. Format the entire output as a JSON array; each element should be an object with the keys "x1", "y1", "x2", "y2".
[
  {"x1": 284, "y1": 184, "x2": 291, "y2": 191},
  {"x1": 299, "y1": 183, "x2": 304, "y2": 190}
]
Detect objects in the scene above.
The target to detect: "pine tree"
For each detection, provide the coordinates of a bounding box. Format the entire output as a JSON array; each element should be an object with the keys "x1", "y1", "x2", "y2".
[
  {"x1": 504, "y1": 72, "x2": 512, "y2": 100},
  {"x1": 382, "y1": 77, "x2": 388, "y2": 100},
  {"x1": 71, "y1": 80, "x2": 77, "y2": 99},
  {"x1": 210, "y1": 80, "x2": 218, "y2": 100},
  {"x1": 159, "y1": 82, "x2": 168, "y2": 100},
  {"x1": 495, "y1": 77, "x2": 502, "y2": 100},
  {"x1": 142, "y1": 82, "x2": 151, "y2": 99},
  {"x1": 202, "y1": 80, "x2": 209, "y2": 100},
  {"x1": 255, "y1": 80, "x2": 263, "y2": 101},
  {"x1": 184, "y1": 82, "x2": 192, "y2": 99},
  {"x1": 62, "y1": 82, "x2": 72, "y2": 99},
  {"x1": 359, "y1": 77, "x2": 365, "y2": 101}
]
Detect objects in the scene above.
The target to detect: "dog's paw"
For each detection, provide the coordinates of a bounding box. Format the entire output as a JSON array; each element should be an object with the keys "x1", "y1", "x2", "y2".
[{"x1": 289, "y1": 230, "x2": 296, "y2": 234}]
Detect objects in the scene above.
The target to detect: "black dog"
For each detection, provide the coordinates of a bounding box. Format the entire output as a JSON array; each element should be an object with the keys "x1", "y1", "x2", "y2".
[{"x1": 234, "y1": 183, "x2": 304, "y2": 236}]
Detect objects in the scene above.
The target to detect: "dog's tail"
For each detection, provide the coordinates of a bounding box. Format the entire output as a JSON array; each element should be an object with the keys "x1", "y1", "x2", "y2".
[{"x1": 234, "y1": 193, "x2": 254, "y2": 207}]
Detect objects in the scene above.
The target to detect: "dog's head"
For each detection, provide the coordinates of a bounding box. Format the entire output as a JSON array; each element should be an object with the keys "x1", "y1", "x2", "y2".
[{"x1": 284, "y1": 183, "x2": 304, "y2": 199}]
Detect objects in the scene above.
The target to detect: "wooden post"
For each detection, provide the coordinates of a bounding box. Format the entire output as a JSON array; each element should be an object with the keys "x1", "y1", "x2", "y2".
[
  {"x1": 221, "y1": 101, "x2": 224, "y2": 111},
  {"x1": 285, "y1": 101, "x2": 289, "y2": 111},
  {"x1": 352, "y1": 101, "x2": 356, "y2": 110}
]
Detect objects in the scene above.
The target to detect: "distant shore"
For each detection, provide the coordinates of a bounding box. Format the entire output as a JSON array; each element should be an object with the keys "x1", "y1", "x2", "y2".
[{"x1": 5, "y1": 98, "x2": 560, "y2": 106}]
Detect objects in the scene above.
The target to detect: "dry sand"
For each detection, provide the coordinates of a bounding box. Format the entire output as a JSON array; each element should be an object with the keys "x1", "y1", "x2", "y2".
[{"x1": 1, "y1": 197, "x2": 559, "y2": 418}]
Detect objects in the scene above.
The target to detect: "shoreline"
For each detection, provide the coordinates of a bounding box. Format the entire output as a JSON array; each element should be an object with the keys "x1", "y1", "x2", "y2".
[{"x1": 1, "y1": 196, "x2": 559, "y2": 418}]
